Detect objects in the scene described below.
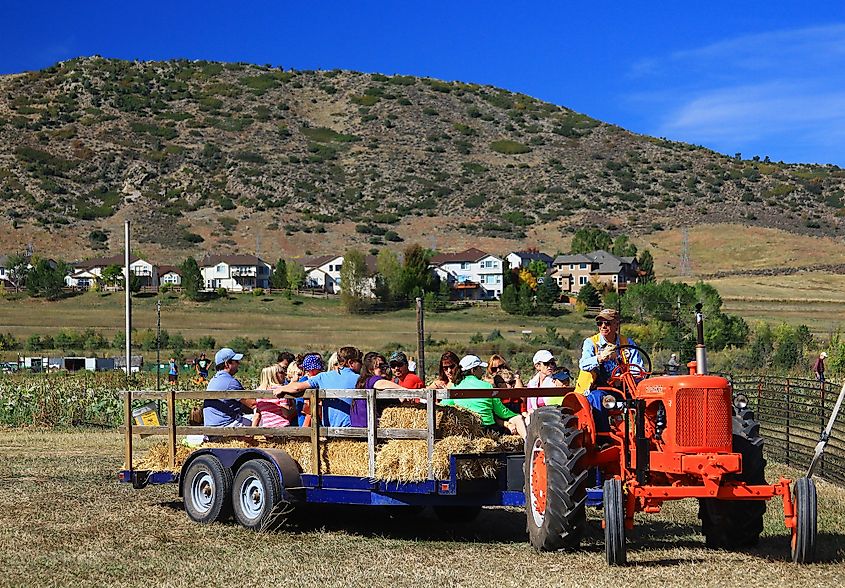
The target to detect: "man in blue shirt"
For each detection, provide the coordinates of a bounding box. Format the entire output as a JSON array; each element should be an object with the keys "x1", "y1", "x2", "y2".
[
  {"x1": 202, "y1": 348, "x2": 255, "y2": 426},
  {"x1": 275, "y1": 346, "x2": 362, "y2": 427}
]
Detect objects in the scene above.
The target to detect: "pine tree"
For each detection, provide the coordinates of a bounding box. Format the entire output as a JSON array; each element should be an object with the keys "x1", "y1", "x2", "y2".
[
  {"x1": 638, "y1": 249, "x2": 655, "y2": 283},
  {"x1": 180, "y1": 257, "x2": 204, "y2": 301},
  {"x1": 270, "y1": 258, "x2": 288, "y2": 289},
  {"x1": 500, "y1": 284, "x2": 519, "y2": 314}
]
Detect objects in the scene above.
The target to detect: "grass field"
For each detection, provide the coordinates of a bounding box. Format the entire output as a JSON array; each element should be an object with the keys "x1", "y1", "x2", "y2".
[
  {"x1": 0, "y1": 291, "x2": 596, "y2": 361},
  {"x1": 1, "y1": 429, "x2": 843, "y2": 588}
]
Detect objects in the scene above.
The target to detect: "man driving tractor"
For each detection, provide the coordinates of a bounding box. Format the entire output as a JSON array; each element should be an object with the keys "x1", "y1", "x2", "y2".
[{"x1": 574, "y1": 308, "x2": 644, "y2": 429}]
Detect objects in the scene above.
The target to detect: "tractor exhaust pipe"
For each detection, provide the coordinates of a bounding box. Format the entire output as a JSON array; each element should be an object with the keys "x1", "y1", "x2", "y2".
[{"x1": 695, "y1": 303, "x2": 707, "y2": 375}]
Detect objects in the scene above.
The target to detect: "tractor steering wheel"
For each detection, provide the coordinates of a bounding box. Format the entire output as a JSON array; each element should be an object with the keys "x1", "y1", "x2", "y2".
[{"x1": 607, "y1": 344, "x2": 652, "y2": 385}]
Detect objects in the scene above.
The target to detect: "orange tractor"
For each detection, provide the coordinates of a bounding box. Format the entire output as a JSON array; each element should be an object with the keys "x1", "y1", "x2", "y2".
[{"x1": 525, "y1": 304, "x2": 817, "y2": 565}]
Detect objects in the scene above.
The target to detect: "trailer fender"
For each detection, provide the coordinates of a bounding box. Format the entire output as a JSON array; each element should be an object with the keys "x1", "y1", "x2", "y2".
[{"x1": 179, "y1": 448, "x2": 303, "y2": 500}]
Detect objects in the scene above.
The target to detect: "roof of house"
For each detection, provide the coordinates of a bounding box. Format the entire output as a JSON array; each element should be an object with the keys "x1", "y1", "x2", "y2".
[
  {"x1": 430, "y1": 248, "x2": 494, "y2": 265},
  {"x1": 553, "y1": 250, "x2": 637, "y2": 274},
  {"x1": 300, "y1": 254, "x2": 340, "y2": 269},
  {"x1": 200, "y1": 254, "x2": 268, "y2": 267},
  {"x1": 73, "y1": 254, "x2": 142, "y2": 269},
  {"x1": 553, "y1": 253, "x2": 595, "y2": 265},
  {"x1": 158, "y1": 265, "x2": 182, "y2": 276},
  {"x1": 508, "y1": 251, "x2": 554, "y2": 264}
]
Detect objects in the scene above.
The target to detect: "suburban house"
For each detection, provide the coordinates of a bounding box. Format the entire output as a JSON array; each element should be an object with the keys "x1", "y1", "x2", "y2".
[
  {"x1": 430, "y1": 248, "x2": 503, "y2": 300},
  {"x1": 0, "y1": 255, "x2": 12, "y2": 288},
  {"x1": 200, "y1": 254, "x2": 271, "y2": 291},
  {"x1": 301, "y1": 255, "x2": 344, "y2": 293},
  {"x1": 301, "y1": 254, "x2": 379, "y2": 296},
  {"x1": 505, "y1": 250, "x2": 554, "y2": 270},
  {"x1": 66, "y1": 254, "x2": 158, "y2": 289},
  {"x1": 157, "y1": 265, "x2": 182, "y2": 286},
  {"x1": 551, "y1": 250, "x2": 638, "y2": 295}
]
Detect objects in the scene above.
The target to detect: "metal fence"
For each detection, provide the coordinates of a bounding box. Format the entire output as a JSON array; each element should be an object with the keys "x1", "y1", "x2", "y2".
[{"x1": 732, "y1": 375, "x2": 845, "y2": 485}]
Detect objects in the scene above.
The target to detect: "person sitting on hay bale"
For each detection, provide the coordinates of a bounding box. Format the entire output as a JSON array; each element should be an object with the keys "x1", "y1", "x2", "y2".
[
  {"x1": 428, "y1": 351, "x2": 463, "y2": 388},
  {"x1": 350, "y1": 352, "x2": 415, "y2": 427},
  {"x1": 389, "y1": 351, "x2": 424, "y2": 390},
  {"x1": 441, "y1": 355, "x2": 526, "y2": 439},
  {"x1": 275, "y1": 346, "x2": 362, "y2": 427},
  {"x1": 253, "y1": 364, "x2": 298, "y2": 427},
  {"x1": 202, "y1": 348, "x2": 255, "y2": 427}
]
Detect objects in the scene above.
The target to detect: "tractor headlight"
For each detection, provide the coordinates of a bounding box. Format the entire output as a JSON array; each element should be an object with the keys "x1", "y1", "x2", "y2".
[
  {"x1": 602, "y1": 394, "x2": 617, "y2": 410},
  {"x1": 733, "y1": 393, "x2": 749, "y2": 410}
]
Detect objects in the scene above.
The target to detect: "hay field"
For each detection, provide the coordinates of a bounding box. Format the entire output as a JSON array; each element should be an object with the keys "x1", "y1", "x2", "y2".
[{"x1": 1, "y1": 429, "x2": 844, "y2": 588}]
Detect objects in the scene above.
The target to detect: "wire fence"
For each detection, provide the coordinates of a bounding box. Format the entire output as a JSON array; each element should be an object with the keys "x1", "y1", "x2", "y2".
[{"x1": 731, "y1": 375, "x2": 845, "y2": 485}]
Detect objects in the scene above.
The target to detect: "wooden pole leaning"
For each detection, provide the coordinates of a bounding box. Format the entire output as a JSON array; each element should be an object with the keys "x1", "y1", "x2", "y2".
[
  {"x1": 416, "y1": 297, "x2": 426, "y2": 384},
  {"x1": 426, "y1": 388, "x2": 435, "y2": 480}
]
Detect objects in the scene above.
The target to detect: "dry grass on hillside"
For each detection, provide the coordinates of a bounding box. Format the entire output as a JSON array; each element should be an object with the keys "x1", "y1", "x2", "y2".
[{"x1": 0, "y1": 429, "x2": 844, "y2": 588}]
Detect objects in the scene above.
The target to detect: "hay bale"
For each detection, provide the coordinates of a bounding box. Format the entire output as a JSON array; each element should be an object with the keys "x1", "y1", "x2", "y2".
[
  {"x1": 375, "y1": 440, "x2": 428, "y2": 482},
  {"x1": 378, "y1": 405, "x2": 483, "y2": 438},
  {"x1": 263, "y1": 439, "x2": 314, "y2": 473},
  {"x1": 495, "y1": 435, "x2": 524, "y2": 453},
  {"x1": 325, "y1": 440, "x2": 369, "y2": 476},
  {"x1": 133, "y1": 442, "x2": 195, "y2": 471}
]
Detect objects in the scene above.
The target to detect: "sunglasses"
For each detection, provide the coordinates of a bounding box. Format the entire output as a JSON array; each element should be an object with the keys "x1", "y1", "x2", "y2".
[
  {"x1": 490, "y1": 365, "x2": 504, "y2": 373},
  {"x1": 442, "y1": 363, "x2": 457, "y2": 370},
  {"x1": 596, "y1": 320, "x2": 615, "y2": 326},
  {"x1": 541, "y1": 360, "x2": 557, "y2": 367},
  {"x1": 375, "y1": 363, "x2": 389, "y2": 370},
  {"x1": 389, "y1": 361, "x2": 406, "y2": 368}
]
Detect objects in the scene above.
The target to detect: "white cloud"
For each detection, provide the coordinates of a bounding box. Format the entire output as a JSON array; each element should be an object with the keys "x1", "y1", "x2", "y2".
[{"x1": 626, "y1": 23, "x2": 845, "y2": 163}]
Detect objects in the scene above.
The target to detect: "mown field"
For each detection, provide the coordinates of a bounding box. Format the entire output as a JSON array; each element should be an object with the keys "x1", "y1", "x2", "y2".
[{"x1": 1, "y1": 429, "x2": 843, "y2": 588}]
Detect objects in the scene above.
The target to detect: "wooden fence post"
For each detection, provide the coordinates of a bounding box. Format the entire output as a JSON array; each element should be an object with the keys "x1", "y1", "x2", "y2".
[{"x1": 785, "y1": 379, "x2": 791, "y2": 467}]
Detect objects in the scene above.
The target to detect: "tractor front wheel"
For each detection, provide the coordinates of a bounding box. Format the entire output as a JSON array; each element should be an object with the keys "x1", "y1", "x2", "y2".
[
  {"x1": 603, "y1": 478, "x2": 627, "y2": 566},
  {"x1": 525, "y1": 406, "x2": 588, "y2": 551},
  {"x1": 791, "y1": 477, "x2": 817, "y2": 563}
]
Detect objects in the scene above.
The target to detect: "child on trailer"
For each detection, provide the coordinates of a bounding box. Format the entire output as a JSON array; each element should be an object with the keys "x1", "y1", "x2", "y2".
[{"x1": 253, "y1": 365, "x2": 298, "y2": 427}]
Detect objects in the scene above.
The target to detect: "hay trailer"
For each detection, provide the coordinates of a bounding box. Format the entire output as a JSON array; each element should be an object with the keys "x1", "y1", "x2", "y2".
[{"x1": 119, "y1": 386, "x2": 533, "y2": 529}]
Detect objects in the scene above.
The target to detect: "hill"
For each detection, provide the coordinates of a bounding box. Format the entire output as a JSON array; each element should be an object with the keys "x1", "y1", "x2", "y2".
[{"x1": 1, "y1": 57, "x2": 844, "y2": 264}]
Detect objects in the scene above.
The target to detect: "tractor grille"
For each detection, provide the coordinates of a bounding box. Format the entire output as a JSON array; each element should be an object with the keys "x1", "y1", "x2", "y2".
[{"x1": 675, "y1": 388, "x2": 732, "y2": 448}]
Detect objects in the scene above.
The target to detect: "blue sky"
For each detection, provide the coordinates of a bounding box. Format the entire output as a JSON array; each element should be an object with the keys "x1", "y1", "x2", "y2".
[{"x1": 3, "y1": 1, "x2": 845, "y2": 165}]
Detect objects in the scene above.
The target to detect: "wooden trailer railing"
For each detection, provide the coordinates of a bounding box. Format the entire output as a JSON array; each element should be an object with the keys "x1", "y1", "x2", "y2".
[{"x1": 122, "y1": 386, "x2": 558, "y2": 478}]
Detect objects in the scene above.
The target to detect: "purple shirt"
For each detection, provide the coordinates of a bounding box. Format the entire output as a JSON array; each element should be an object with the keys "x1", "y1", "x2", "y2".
[{"x1": 350, "y1": 375, "x2": 383, "y2": 427}]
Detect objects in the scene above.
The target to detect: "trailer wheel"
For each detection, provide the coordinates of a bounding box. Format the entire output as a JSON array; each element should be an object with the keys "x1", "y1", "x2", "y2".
[
  {"x1": 525, "y1": 406, "x2": 588, "y2": 551},
  {"x1": 603, "y1": 478, "x2": 627, "y2": 566},
  {"x1": 433, "y1": 505, "x2": 482, "y2": 523},
  {"x1": 699, "y1": 409, "x2": 766, "y2": 548},
  {"x1": 182, "y1": 455, "x2": 232, "y2": 524},
  {"x1": 791, "y1": 477, "x2": 817, "y2": 563},
  {"x1": 232, "y1": 459, "x2": 284, "y2": 531}
]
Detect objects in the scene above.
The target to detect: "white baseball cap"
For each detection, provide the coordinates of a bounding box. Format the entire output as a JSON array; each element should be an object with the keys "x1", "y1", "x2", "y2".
[
  {"x1": 459, "y1": 354, "x2": 488, "y2": 372},
  {"x1": 533, "y1": 349, "x2": 555, "y2": 364}
]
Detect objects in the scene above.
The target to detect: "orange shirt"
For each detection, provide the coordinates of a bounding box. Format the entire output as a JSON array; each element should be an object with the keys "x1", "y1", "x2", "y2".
[{"x1": 395, "y1": 372, "x2": 424, "y2": 389}]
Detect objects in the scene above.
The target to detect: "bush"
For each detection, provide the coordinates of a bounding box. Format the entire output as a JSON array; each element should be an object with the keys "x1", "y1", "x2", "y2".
[
  {"x1": 197, "y1": 335, "x2": 216, "y2": 349},
  {"x1": 216, "y1": 287, "x2": 228, "y2": 298},
  {"x1": 490, "y1": 140, "x2": 531, "y2": 155},
  {"x1": 253, "y1": 288, "x2": 265, "y2": 296}
]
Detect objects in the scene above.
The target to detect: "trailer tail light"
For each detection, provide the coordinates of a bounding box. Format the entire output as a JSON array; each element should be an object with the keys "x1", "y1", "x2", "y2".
[{"x1": 675, "y1": 388, "x2": 732, "y2": 450}]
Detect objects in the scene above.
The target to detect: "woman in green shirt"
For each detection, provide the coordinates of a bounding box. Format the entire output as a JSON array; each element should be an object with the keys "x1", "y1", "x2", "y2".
[{"x1": 441, "y1": 355, "x2": 526, "y2": 438}]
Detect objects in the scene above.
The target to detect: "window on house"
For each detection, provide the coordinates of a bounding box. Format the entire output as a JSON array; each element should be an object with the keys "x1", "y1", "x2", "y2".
[
  {"x1": 217, "y1": 264, "x2": 225, "y2": 272},
  {"x1": 579, "y1": 276, "x2": 588, "y2": 285},
  {"x1": 569, "y1": 264, "x2": 574, "y2": 270},
  {"x1": 460, "y1": 262, "x2": 469, "y2": 270},
  {"x1": 579, "y1": 263, "x2": 587, "y2": 269}
]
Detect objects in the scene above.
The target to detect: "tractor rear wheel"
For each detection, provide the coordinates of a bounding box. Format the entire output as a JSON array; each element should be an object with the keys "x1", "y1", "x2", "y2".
[
  {"x1": 603, "y1": 478, "x2": 627, "y2": 566},
  {"x1": 525, "y1": 406, "x2": 588, "y2": 551},
  {"x1": 791, "y1": 477, "x2": 817, "y2": 563},
  {"x1": 699, "y1": 408, "x2": 766, "y2": 549}
]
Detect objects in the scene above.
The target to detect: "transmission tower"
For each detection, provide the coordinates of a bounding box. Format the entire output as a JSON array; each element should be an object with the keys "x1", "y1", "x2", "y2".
[{"x1": 679, "y1": 227, "x2": 691, "y2": 276}]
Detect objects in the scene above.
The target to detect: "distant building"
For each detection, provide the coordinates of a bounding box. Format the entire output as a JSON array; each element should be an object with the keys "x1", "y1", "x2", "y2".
[
  {"x1": 301, "y1": 255, "x2": 344, "y2": 293},
  {"x1": 200, "y1": 254, "x2": 271, "y2": 291},
  {"x1": 505, "y1": 251, "x2": 554, "y2": 270},
  {"x1": 430, "y1": 248, "x2": 503, "y2": 300},
  {"x1": 157, "y1": 265, "x2": 182, "y2": 286},
  {"x1": 67, "y1": 254, "x2": 158, "y2": 289},
  {"x1": 551, "y1": 250, "x2": 638, "y2": 295}
]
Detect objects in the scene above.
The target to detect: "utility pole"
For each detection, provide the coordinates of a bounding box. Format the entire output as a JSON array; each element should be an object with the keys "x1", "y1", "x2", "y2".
[{"x1": 156, "y1": 300, "x2": 162, "y2": 392}]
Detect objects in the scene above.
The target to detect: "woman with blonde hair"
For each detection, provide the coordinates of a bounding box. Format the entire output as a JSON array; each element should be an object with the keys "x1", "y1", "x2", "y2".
[{"x1": 252, "y1": 364, "x2": 297, "y2": 427}]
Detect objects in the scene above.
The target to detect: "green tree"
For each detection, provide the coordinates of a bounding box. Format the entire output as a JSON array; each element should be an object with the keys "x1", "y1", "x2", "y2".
[
  {"x1": 26, "y1": 258, "x2": 68, "y2": 300},
  {"x1": 340, "y1": 248, "x2": 371, "y2": 313},
  {"x1": 100, "y1": 264, "x2": 123, "y2": 288},
  {"x1": 611, "y1": 235, "x2": 637, "y2": 257},
  {"x1": 180, "y1": 257, "x2": 204, "y2": 301},
  {"x1": 500, "y1": 284, "x2": 519, "y2": 314},
  {"x1": 576, "y1": 282, "x2": 601, "y2": 307},
  {"x1": 6, "y1": 253, "x2": 29, "y2": 290},
  {"x1": 401, "y1": 244, "x2": 436, "y2": 298},
  {"x1": 286, "y1": 260, "x2": 306, "y2": 290},
  {"x1": 270, "y1": 258, "x2": 288, "y2": 289},
  {"x1": 535, "y1": 278, "x2": 561, "y2": 315},
  {"x1": 376, "y1": 248, "x2": 403, "y2": 301},
  {"x1": 570, "y1": 228, "x2": 612, "y2": 254},
  {"x1": 638, "y1": 250, "x2": 655, "y2": 283},
  {"x1": 517, "y1": 284, "x2": 535, "y2": 315},
  {"x1": 526, "y1": 259, "x2": 548, "y2": 278}
]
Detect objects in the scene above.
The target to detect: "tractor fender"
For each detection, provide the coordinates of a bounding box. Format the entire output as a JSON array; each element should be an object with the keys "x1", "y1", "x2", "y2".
[
  {"x1": 179, "y1": 447, "x2": 303, "y2": 500},
  {"x1": 562, "y1": 392, "x2": 597, "y2": 447}
]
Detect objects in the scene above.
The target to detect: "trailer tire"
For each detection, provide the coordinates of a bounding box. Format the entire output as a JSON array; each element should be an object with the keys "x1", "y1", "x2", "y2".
[
  {"x1": 525, "y1": 406, "x2": 588, "y2": 551},
  {"x1": 433, "y1": 505, "x2": 482, "y2": 523},
  {"x1": 699, "y1": 409, "x2": 766, "y2": 549},
  {"x1": 182, "y1": 455, "x2": 232, "y2": 524},
  {"x1": 791, "y1": 477, "x2": 817, "y2": 563},
  {"x1": 232, "y1": 459, "x2": 284, "y2": 531}
]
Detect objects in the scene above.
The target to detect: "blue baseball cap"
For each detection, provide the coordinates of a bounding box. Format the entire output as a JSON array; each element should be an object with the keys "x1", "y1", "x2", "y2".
[{"x1": 215, "y1": 348, "x2": 244, "y2": 365}]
